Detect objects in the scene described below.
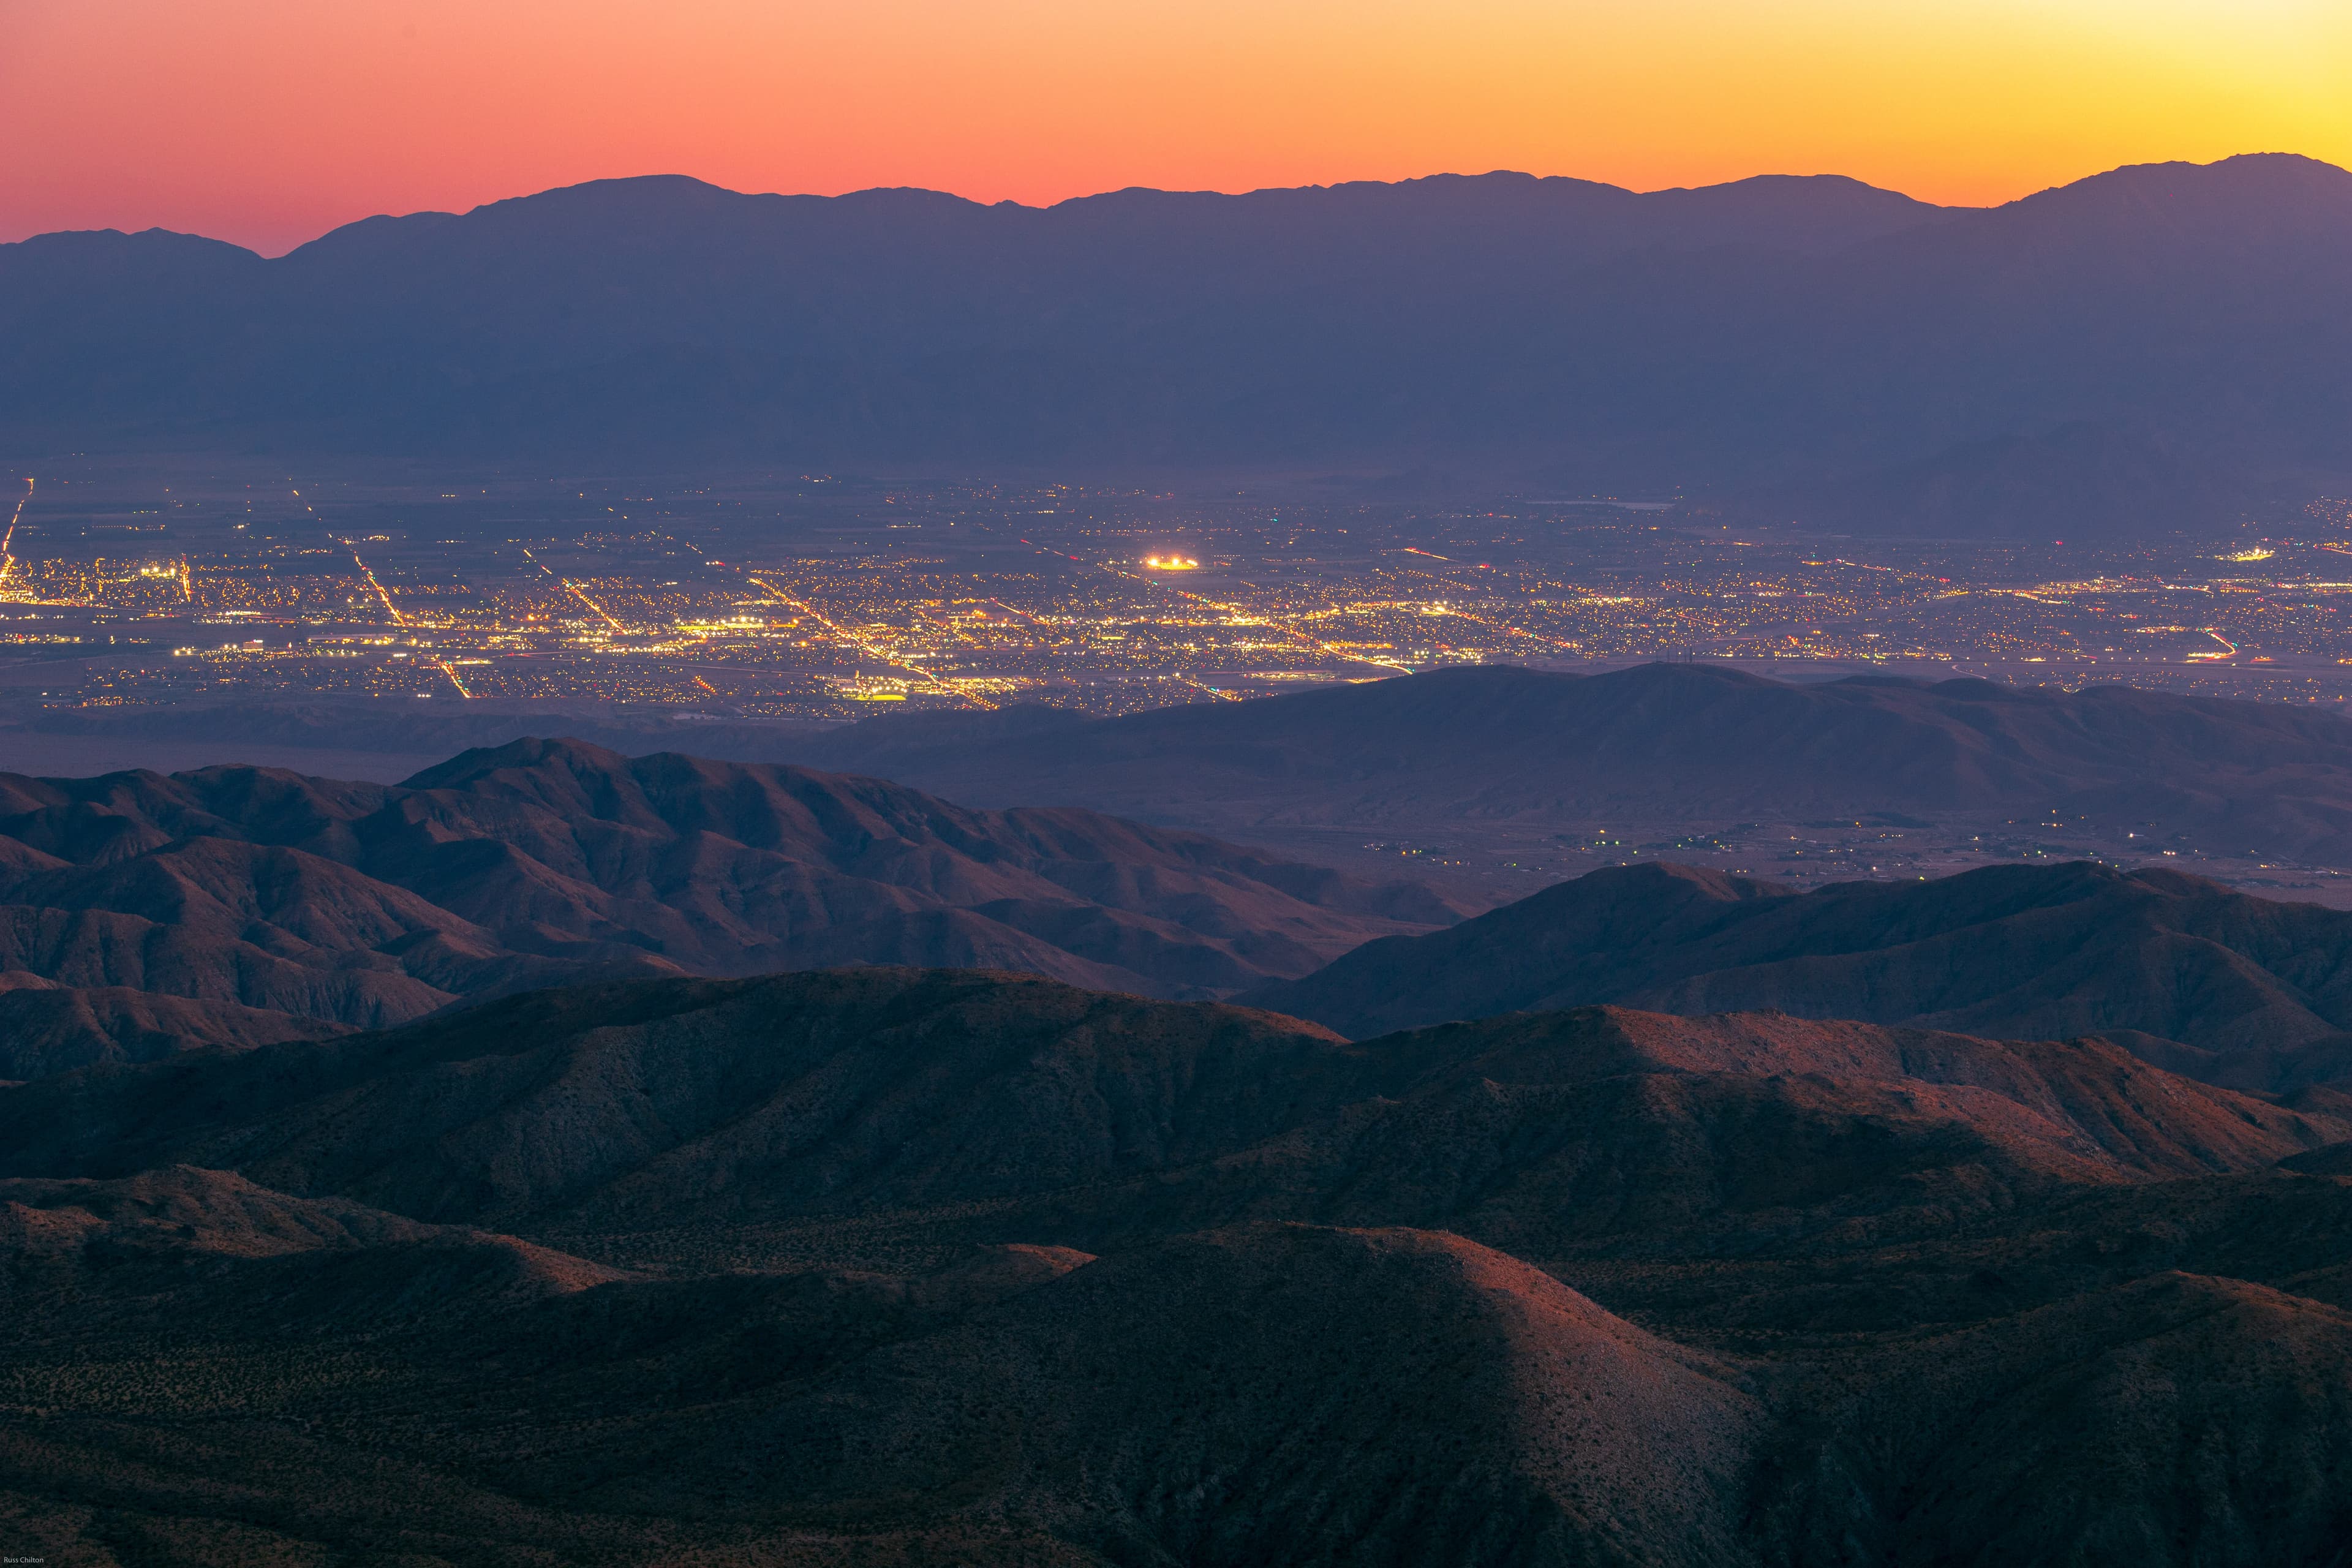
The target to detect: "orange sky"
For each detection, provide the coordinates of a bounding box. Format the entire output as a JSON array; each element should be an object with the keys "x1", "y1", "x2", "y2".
[{"x1": 5, "y1": 0, "x2": 2348, "y2": 254}]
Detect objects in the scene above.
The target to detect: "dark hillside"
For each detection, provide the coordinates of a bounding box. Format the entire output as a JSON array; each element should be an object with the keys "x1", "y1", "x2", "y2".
[
  {"x1": 8, "y1": 964, "x2": 2352, "y2": 1562},
  {"x1": 0, "y1": 739, "x2": 1455, "y2": 1075},
  {"x1": 783, "y1": 662, "x2": 2352, "y2": 862},
  {"x1": 1246, "y1": 858, "x2": 2352, "y2": 1091}
]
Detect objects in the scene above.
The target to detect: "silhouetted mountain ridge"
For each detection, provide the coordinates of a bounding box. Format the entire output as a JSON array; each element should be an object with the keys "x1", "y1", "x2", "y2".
[
  {"x1": 6, "y1": 154, "x2": 2346, "y2": 502},
  {"x1": 779, "y1": 662, "x2": 2352, "y2": 859}
]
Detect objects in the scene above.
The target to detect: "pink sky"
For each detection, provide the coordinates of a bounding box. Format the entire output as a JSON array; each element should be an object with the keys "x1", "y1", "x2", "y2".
[{"x1": 5, "y1": 0, "x2": 2348, "y2": 254}]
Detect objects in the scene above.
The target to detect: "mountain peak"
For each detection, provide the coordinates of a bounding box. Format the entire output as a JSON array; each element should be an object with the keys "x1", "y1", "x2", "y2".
[
  {"x1": 1991, "y1": 151, "x2": 2352, "y2": 239},
  {"x1": 282, "y1": 209, "x2": 459, "y2": 266},
  {"x1": 399, "y1": 734, "x2": 635, "y2": 790}
]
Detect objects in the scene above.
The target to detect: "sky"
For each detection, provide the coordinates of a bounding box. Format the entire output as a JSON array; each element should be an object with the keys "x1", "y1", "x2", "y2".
[{"x1": 5, "y1": 0, "x2": 2349, "y2": 255}]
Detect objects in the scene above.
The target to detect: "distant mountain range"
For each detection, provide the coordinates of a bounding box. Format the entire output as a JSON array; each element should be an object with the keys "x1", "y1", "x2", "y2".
[
  {"x1": 774, "y1": 662, "x2": 2352, "y2": 861},
  {"x1": 39, "y1": 662, "x2": 2352, "y2": 871},
  {"x1": 6, "y1": 154, "x2": 2350, "y2": 513},
  {"x1": 9, "y1": 965, "x2": 2352, "y2": 1561},
  {"x1": 0, "y1": 737, "x2": 1455, "y2": 1077},
  {"x1": 27, "y1": 712, "x2": 2352, "y2": 1096}
]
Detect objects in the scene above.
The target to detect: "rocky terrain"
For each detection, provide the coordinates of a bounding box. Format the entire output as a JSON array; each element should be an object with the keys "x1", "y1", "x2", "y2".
[
  {"x1": 1243, "y1": 858, "x2": 2352, "y2": 1093},
  {"x1": 8, "y1": 964, "x2": 2352, "y2": 1563},
  {"x1": 0, "y1": 739, "x2": 1457, "y2": 1077},
  {"x1": 17, "y1": 728, "x2": 2352, "y2": 1563}
]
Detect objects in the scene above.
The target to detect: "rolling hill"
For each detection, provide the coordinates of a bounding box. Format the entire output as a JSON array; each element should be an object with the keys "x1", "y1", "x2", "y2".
[
  {"x1": 0, "y1": 738, "x2": 1457, "y2": 1076},
  {"x1": 7, "y1": 967, "x2": 2338, "y2": 1253},
  {"x1": 8, "y1": 964, "x2": 2352, "y2": 1561},
  {"x1": 1243, "y1": 858, "x2": 2352, "y2": 1091}
]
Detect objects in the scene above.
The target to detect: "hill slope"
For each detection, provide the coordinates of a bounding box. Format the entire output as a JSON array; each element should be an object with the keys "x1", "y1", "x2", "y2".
[
  {"x1": 6, "y1": 968, "x2": 2335, "y2": 1253},
  {"x1": 1243, "y1": 859, "x2": 2352, "y2": 1089},
  {"x1": 9, "y1": 967, "x2": 2352, "y2": 1562},
  {"x1": 0, "y1": 738, "x2": 1455, "y2": 1075}
]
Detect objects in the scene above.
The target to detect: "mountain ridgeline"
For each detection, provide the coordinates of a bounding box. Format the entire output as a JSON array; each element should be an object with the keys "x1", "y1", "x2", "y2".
[
  {"x1": 778, "y1": 662, "x2": 2352, "y2": 860},
  {"x1": 6, "y1": 154, "x2": 2351, "y2": 510},
  {"x1": 1244, "y1": 858, "x2": 2352, "y2": 1091},
  {"x1": 47, "y1": 664, "x2": 2352, "y2": 864},
  {"x1": 0, "y1": 736, "x2": 1458, "y2": 1077},
  {"x1": 23, "y1": 665, "x2": 2352, "y2": 1078}
]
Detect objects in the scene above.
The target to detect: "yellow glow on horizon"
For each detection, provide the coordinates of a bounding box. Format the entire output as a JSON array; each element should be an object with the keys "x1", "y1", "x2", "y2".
[{"x1": 2, "y1": 1, "x2": 2347, "y2": 253}]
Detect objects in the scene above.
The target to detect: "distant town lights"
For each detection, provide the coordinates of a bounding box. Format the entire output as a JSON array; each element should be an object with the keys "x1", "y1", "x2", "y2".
[{"x1": 1142, "y1": 555, "x2": 1199, "y2": 571}]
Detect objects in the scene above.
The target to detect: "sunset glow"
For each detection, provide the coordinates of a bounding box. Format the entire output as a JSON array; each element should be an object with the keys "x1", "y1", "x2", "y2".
[{"x1": 6, "y1": 0, "x2": 2348, "y2": 254}]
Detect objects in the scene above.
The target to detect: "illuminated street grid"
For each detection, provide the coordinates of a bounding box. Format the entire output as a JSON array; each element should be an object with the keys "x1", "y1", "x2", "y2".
[{"x1": 3, "y1": 462, "x2": 2351, "y2": 723}]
